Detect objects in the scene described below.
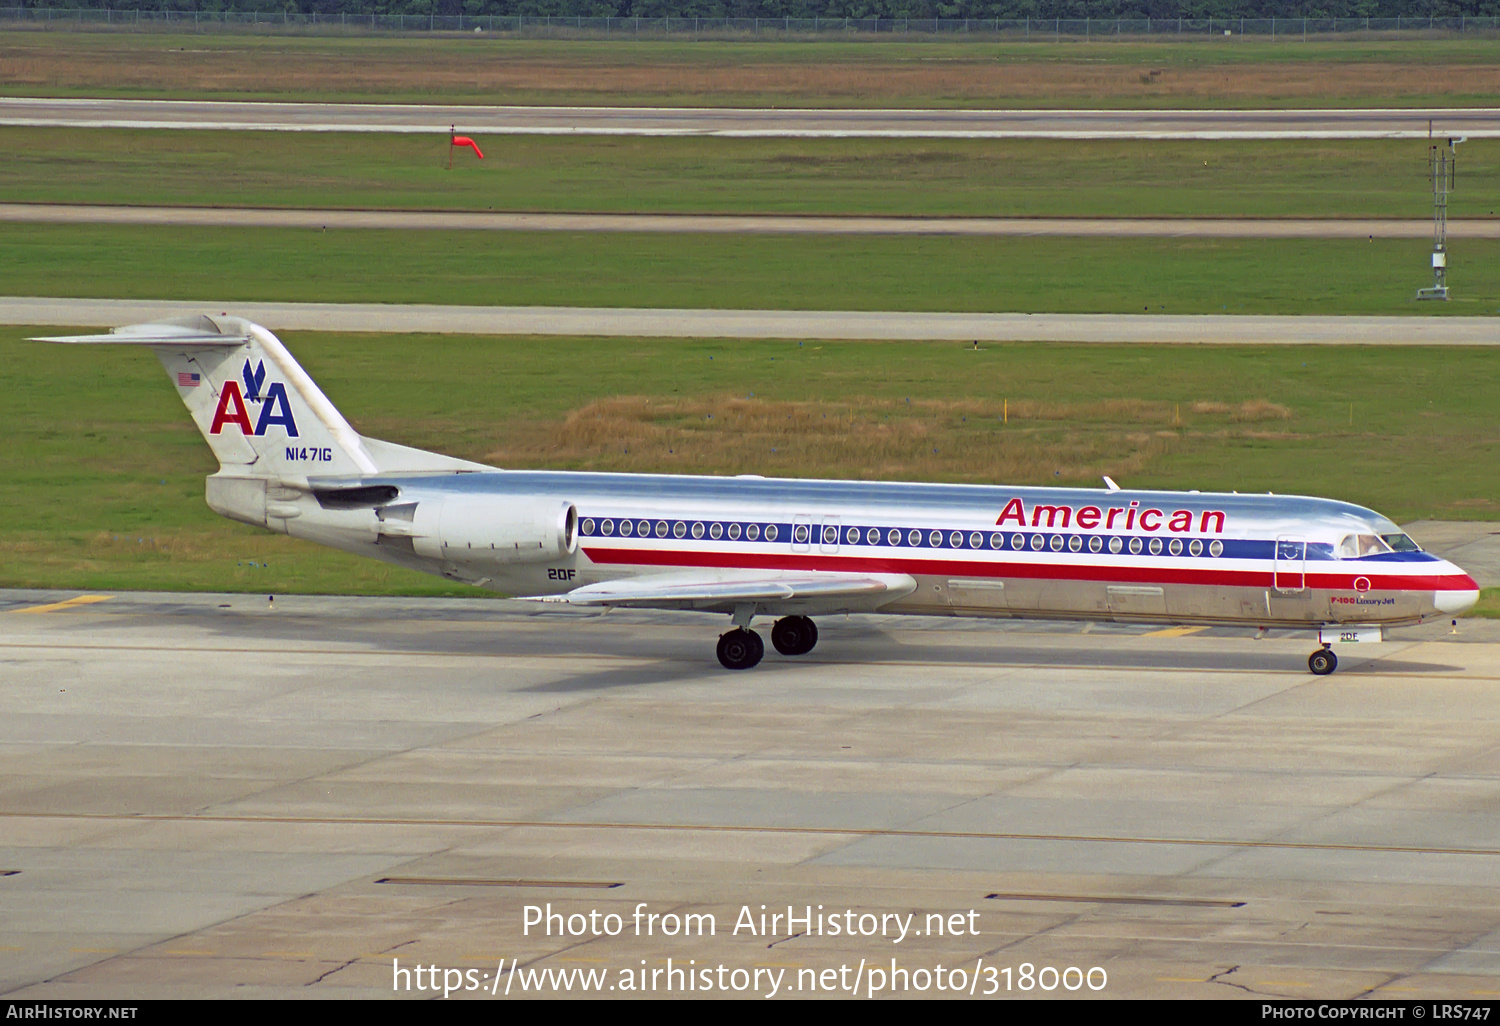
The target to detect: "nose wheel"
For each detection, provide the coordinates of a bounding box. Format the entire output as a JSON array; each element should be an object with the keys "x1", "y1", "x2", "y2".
[
  {"x1": 1308, "y1": 646, "x2": 1338, "y2": 675},
  {"x1": 771, "y1": 616, "x2": 818, "y2": 656},
  {"x1": 717, "y1": 628, "x2": 764, "y2": 670}
]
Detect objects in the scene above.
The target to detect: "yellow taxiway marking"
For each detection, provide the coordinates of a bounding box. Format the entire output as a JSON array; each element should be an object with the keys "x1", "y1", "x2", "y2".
[
  {"x1": 69, "y1": 948, "x2": 120, "y2": 954},
  {"x1": 162, "y1": 949, "x2": 216, "y2": 956},
  {"x1": 12, "y1": 595, "x2": 112, "y2": 615},
  {"x1": 1157, "y1": 977, "x2": 1209, "y2": 983},
  {"x1": 263, "y1": 951, "x2": 316, "y2": 958},
  {"x1": 1141, "y1": 625, "x2": 1210, "y2": 638}
]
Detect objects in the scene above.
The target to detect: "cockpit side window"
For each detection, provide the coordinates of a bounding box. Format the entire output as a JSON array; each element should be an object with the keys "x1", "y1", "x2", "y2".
[
  {"x1": 1381, "y1": 533, "x2": 1422, "y2": 553},
  {"x1": 1339, "y1": 534, "x2": 1395, "y2": 558}
]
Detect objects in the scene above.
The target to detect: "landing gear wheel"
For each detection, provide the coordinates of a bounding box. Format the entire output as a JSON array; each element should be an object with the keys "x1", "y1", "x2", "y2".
[
  {"x1": 771, "y1": 616, "x2": 819, "y2": 656},
  {"x1": 1308, "y1": 647, "x2": 1337, "y2": 676},
  {"x1": 717, "y1": 628, "x2": 764, "y2": 670}
]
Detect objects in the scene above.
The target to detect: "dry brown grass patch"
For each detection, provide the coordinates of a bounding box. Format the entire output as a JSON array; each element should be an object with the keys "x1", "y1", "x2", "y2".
[
  {"x1": 5, "y1": 38, "x2": 1500, "y2": 104},
  {"x1": 471, "y1": 392, "x2": 1296, "y2": 484}
]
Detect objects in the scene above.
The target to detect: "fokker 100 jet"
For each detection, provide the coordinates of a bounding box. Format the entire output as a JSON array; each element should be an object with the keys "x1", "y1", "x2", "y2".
[{"x1": 35, "y1": 316, "x2": 1480, "y2": 674}]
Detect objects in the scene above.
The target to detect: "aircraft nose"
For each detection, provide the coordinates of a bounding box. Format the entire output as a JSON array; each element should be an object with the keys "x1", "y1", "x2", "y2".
[{"x1": 1434, "y1": 563, "x2": 1480, "y2": 616}]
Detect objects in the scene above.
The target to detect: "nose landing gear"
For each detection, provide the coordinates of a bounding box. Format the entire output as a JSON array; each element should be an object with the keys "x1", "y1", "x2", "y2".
[
  {"x1": 771, "y1": 615, "x2": 818, "y2": 657},
  {"x1": 1308, "y1": 646, "x2": 1338, "y2": 676}
]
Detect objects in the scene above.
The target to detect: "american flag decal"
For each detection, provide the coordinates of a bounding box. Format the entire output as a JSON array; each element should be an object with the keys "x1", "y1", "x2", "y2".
[{"x1": 178, "y1": 372, "x2": 201, "y2": 387}]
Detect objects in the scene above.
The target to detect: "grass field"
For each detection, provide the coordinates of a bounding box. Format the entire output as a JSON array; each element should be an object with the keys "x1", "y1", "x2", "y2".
[
  {"x1": 4, "y1": 222, "x2": 1498, "y2": 314},
  {"x1": 4, "y1": 128, "x2": 1493, "y2": 221},
  {"x1": 3, "y1": 329, "x2": 1498, "y2": 599},
  {"x1": 4, "y1": 32, "x2": 1500, "y2": 107}
]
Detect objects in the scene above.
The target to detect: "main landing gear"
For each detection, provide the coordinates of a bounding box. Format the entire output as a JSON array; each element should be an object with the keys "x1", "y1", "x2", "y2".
[
  {"x1": 717, "y1": 616, "x2": 819, "y2": 670},
  {"x1": 771, "y1": 615, "x2": 818, "y2": 657},
  {"x1": 717, "y1": 628, "x2": 764, "y2": 670},
  {"x1": 1308, "y1": 646, "x2": 1338, "y2": 676}
]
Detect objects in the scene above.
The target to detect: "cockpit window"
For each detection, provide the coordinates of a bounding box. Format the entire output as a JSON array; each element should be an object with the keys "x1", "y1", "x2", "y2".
[
  {"x1": 1338, "y1": 533, "x2": 1394, "y2": 558},
  {"x1": 1381, "y1": 533, "x2": 1422, "y2": 553}
]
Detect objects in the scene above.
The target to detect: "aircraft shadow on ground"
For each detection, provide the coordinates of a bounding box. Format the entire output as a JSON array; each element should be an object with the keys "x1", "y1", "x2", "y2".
[
  {"x1": 811, "y1": 634, "x2": 1465, "y2": 677},
  {"x1": 520, "y1": 661, "x2": 713, "y2": 694},
  {"x1": 132, "y1": 610, "x2": 1467, "y2": 683}
]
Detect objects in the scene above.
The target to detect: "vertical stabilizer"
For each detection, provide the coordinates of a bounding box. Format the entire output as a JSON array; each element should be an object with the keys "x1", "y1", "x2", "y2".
[{"x1": 36, "y1": 315, "x2": 380, "y2": 479}]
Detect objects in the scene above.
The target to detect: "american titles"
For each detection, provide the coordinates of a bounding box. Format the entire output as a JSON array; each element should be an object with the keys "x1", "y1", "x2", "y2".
[{"x1": 995, "y1": 498, "x2": 1225, "y2": 535}]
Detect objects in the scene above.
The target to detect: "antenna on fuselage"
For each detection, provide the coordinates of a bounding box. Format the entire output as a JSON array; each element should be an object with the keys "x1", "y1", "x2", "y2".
[{"x1": 1102, "y1": 476, "x2": 1121, "y2": 493}]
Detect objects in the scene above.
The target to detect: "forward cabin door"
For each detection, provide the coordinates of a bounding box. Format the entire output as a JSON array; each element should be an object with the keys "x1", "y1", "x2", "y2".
[{"x1": 1274, "y1": 536, "x2": 1306, "y2": 592}]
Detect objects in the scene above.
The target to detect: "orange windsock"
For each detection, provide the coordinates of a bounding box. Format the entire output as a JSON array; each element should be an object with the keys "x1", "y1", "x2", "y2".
[{"x1": 451, "y1": 135, "x2": 484, "y2": 159}]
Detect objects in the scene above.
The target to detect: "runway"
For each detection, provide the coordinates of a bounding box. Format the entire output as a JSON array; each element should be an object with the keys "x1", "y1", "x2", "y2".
[
  {"x1": 2, "y1": 588, "x2": 1498, "y2": 998},
  {"x1": 4, "y1": 296, "x2": 1497, "y2": 344},
  {"x1": 2, "y1": 203, "x2": 1488, "y2": 239},
  {"x1": 4, "y1": 98, "x2": 1499, "y2": 138}
]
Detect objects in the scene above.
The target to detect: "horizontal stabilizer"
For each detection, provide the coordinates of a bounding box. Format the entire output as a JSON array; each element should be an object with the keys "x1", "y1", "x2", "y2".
[
  {"x1": 29, "y1": 331, "x2": 249, "y2": 347},
  {"x1": 525, "y1": 570, "x2": 916, "y2": 612},
  {"x1": 31, "y1": 316, "x2": 250, "y2": 347}
]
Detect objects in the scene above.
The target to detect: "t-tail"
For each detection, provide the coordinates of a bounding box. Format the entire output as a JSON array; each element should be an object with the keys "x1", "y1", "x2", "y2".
[{"x1": 31, "y1": 315, "x2": 490, "y2": 529}]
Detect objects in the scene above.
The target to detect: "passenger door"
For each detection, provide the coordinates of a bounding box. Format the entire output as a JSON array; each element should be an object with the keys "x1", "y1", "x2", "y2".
[{"x1": 1274, "y1": 536, "x2": 1306, "y2": 592}]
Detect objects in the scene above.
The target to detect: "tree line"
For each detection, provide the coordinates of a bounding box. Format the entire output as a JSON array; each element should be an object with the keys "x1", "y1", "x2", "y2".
[{"x1": 17, "y1": 0, "x2": 1500, "y2": 20}]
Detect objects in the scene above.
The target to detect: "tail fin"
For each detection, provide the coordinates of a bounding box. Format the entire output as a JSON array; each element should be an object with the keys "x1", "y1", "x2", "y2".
[{"x1": 31, "y1": 315, "x2": 487, "y2": 481}]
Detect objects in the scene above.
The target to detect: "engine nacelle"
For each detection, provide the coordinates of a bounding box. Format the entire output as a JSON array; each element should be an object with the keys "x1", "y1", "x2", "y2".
[{"x1": 410, "y1": 495, "x2": 578, "y2": 565}]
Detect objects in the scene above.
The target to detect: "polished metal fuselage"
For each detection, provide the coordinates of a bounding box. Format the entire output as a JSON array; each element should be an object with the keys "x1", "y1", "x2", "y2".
[{"x1": 287, "y1": 470, "x2": 1478, "y2": 628}]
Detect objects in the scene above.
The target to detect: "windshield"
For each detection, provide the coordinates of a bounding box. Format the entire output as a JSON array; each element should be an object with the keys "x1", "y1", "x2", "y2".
[{"x1": 1381, "y1": 533, "x2": 1422, "y2": 553}]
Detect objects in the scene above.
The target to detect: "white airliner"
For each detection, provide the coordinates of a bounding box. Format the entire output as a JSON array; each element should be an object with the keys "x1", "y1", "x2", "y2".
[{"x1": 36, "y1": 315, "x2": 1480, "y2": 674}]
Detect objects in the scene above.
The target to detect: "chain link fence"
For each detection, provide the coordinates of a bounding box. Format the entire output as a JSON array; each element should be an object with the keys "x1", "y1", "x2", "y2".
[{"x1": 3, "y1": 8, "x2": 1499, "y2": 38}]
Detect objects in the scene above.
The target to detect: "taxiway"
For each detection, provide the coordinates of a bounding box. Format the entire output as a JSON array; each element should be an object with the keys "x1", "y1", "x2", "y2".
[{"x1": 2, "y1": 588, "x2": 1498, "y2": 998}]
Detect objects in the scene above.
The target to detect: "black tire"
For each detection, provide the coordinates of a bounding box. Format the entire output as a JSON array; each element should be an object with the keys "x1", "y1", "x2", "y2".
[
  {"x1": 1308, "y1": 648, "x2": 1337, "y2": 675},
  {"x1": 717, "y1": 628, "x2": 765, "y2": 670},
  {"x1": 771, "y1": 616, "x2": 819, "y2": 656}
]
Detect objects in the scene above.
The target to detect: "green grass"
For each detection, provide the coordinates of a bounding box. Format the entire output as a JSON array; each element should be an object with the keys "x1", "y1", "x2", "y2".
[
  {"x1": 5, "y1": 223, "x2": 1500, "y2": 314},
  {"x1": 1474, "y1": 588, "x2": 1500, "y2": 618},
  {"x1": 5, "y1": 129, "x2": 1494, "y2": 220},
  {"x1": 2, "y1": 330, "x2": 1497, "y2": 595}
]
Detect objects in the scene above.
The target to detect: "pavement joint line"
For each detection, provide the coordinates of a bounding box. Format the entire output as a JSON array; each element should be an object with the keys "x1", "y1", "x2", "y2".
[{"x1": 0, "y1": 810, "x2": 1495, "y2": 857}]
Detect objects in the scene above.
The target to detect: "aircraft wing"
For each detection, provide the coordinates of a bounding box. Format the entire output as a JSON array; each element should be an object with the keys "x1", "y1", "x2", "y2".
[{"x1": 524, "y1": 570, "x2": 916, "y2": 613}]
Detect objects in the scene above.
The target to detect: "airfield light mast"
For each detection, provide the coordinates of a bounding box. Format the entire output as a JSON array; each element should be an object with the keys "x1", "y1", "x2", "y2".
[{"x1": 1417, "y1": 135, "x2": 1464, "y2": 301}]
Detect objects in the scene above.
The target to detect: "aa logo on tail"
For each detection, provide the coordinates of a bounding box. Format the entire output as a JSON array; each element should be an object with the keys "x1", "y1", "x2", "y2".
[{"x1": 210, "y1": 360, "x2": 300, "y2": 437}]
